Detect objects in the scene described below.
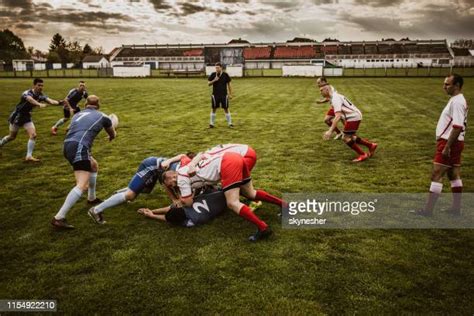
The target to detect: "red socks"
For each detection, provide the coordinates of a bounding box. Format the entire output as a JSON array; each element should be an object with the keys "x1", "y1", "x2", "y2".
[
  {"x1": 239, "y1": 205, "x2": 267, "y2": 231},
  {"x1": 451, "y1": 180, "x2": 463, "y2": 211},
  {"x1": 255, "y1": 190, "x2": 285, "y2": 207},
  {"x1": 347, "y1": 142, "x2": 365, "y2": 155},
  {"x1": 356, "y1": 137, "x2": 373, "y2": 148}
]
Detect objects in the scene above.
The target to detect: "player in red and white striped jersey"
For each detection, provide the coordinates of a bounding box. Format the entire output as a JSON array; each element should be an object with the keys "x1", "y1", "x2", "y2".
[
  {"x1": 414, "y1": 74, "x2": 468, "y2": 216},
  {"x1": 316, "y1": 77, "x2": 344, "y2": 140},
  {"x1": 162, "y1": 144, "x2": 285, "y2": 242},
  {"x1": 320, "y1": 85, "x2": 378, "y2": 162}
]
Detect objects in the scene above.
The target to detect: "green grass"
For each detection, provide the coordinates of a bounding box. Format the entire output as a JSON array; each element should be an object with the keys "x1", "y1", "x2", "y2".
[{"x1": 0, "y1": 78, "x2": 473, "y2": 314}]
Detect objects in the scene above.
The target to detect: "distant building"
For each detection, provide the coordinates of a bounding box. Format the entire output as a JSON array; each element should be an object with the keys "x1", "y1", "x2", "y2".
[
  {"x1": 12, "y1": 59, "x2": 34, "y2": 71},
  {"x1": 82, "y1": 55, "x2": 110, "y2": 68}
]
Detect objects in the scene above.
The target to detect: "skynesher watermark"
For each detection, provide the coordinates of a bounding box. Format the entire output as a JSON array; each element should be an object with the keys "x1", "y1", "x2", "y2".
[{"x1": 282, "y1": 193, "x2": 474, "y2": 229}]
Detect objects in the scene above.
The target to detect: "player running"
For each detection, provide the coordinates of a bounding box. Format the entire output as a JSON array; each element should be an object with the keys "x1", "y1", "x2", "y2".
[
  {"x1": 51, "y1": 80, "x2": 88, "y2": 135},
  {"x1": 320, "y1": 85, "x2": 378, "y2": 162},
  {"x1": 87, "y1": 153, "x2": 194, "y2": 223},
  {"x1": 0, "y1": 78, "x2": 63, "y2": 162},
  {"x1": 51, "y1": 95, "x2": 116, "y2": 229},
  {"x1": 316, "y1": 77, "x2": 344, "y2": 140},
  {"x1": 162, "y1": 144, "x2": 286, "y2": 242}
]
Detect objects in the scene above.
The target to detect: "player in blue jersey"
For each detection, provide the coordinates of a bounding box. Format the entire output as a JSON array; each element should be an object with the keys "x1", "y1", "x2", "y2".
[
  {"x1": 137, "y1": 189, "x2": 227, "y2": 227},
  {"x1": 51, "y1": 95, "x2": 116, "y2": 229},
  {"x1": 51, "y1": 80, "x2": 88, "y2": 135},
  {"x1": 0, "y1": 78, "x2": 63, "y2": 162},
  {"x1": 87, "y1": 153, "x2": 194, "y2": 224}
]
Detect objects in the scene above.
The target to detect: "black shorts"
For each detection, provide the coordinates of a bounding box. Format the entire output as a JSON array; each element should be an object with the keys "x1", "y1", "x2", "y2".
[
  {"x1": 63, "y1": 106, "x2": 80, "y2": 119},
  {"x1": 211, "y1": 95, "x2": 229, "y2": 109},
  {"x1": 63, "y1": 141, "x2": 92, "y2": 171},
  {"x1": 8, "y1": 111, "x2": 31, "y2": 126}
]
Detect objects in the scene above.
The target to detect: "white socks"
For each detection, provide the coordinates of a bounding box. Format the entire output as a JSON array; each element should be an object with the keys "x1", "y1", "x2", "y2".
[
  {"x1": 88, "y1": 172, "x2": 97, "y2": 201},
  {"x1": 225, "y1": 113, "x2": 232, "y2": 125},
  {"x1": 54, "y1": 118, "x2": 66, "y2": 128},
  {"x1": 210, "y1": 112, "x2": 216, "y2": 125},
  {"x1": 0, "y1": 136, "x2": 10, "y2": 147},
  {"x1": 94, "y1": 192, "x2": 127, "y2": 214},
  {"x1": 429, "y1": 182, "x2": 443, "y2": 194},
  {"x1": 26, "y1": 139, "x2": 35, "y2": 158},
  {"x1": 55, "y1": 186, "x2": 83, "y2": 220}
]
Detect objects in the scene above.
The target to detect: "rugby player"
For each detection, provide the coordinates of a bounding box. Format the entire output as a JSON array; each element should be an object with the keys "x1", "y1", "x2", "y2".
[
  {"x1": 0, "y1": 78, "x2": 63, "y2": 162},
  {"x1": 51, "y1": 80, "x2": 88, "y2": 135},
  {"x1": 162, "y1": 144, "x2": 286, "y2": 242},
  {"x1": 208, "y1": 62, "x2": 233, "y2": 128},
  {"x1": 320, "y1": 85, "x2": 378, "y2": 162},
  {"x1": 413, "y1": 74, "x2": 468, "y2": 216},
  {"x1": 87, "y1": 153, "x2": 194, "y2": 223},
  {"x1": 316, "y1": 77, "x2": 344, "y2": 140},
  {"x1": 51, "y1": 95, "x2": 116, "y2": 229}
]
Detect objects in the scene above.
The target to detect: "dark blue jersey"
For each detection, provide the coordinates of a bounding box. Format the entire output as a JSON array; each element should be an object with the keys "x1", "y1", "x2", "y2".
[
  {"x1": 64, "y1": 108, "x2": 112, "y2": 149},
  {"x1": 14, "y1": 89, "x2": 48, "y2": 117},
  {"x1": 66, "y1": 88, "x2": 88, "y2": 108}
]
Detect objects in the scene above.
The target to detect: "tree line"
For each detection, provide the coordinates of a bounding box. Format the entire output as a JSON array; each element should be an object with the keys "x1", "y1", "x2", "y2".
[{"x1": 0, "y1": 29, "x2": 103, "y2": 65}]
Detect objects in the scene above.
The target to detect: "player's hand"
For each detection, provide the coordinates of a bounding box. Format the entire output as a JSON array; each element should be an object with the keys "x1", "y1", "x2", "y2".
[
  {"x1": 442, "y1": 146, "x2": 451, "y2": 158},
  {"x1": 39, "y1": 103, "x2": 47, "y2": 108},
  {"x1": 323, "y1": 131, "x2": 332, "y2": 140},
  {"x1": 229, "y1": 94, "x2": 233, "y2": 99},
  {"x1": 173, "y1": 200, "x2": 183, "y2": 208},
  {"x1": 161, "y1": 161, "x2": 170, "y2": 170}
]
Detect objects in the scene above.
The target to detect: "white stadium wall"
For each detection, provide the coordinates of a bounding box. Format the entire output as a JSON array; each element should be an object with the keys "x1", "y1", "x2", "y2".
[
  {"x1": 282, "y1": 65, "x2": 323, "y2": 77},
  {"x1": 52, "y1": 63, "x2": 62, "y2": 69},
  {"x1": 332, "y1": 57, "x2": 452, "y2": 69},
  {"x1": 112, "y1": 65, "x2": 151, "y2": 77},
  {"x1": 323, "y1": 68, "x2": 344, "y2": 76},
  {"x1": 34, "y1": 63, "x2": 46, "y2": 70},
  {"x1": 225, "y1": 65, "x2": 243, "y2": 77}
]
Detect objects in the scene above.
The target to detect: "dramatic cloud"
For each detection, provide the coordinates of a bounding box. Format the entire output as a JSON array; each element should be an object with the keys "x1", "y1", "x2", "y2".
[{"x1": 0, "y1": 0, "x2": 472, "y2": 52}]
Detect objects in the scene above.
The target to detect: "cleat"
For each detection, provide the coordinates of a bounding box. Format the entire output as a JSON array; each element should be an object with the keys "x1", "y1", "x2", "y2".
[
  {"x1": 51, "y1": 217, "x2": 75, "y2": 229},
  {"x1": 88, "y1": 208, "x2": 106, "y2": 224},
  {"x1": 249, "y1": 201, "x2": 263, "y2": 212},
  {"x1": 87, "y1": 198, "x2": 103, "y2": 205},
  {"x1": 409, "y1": 209, "x2": 433, "y2": 217},
  {"x1": 334, "y1": 132, "x2": 343, "y2": 140},
  {"x1": 248, "y1": 227, "x2": 273, "y2": 242},
  {"x1": 352, "y1": 153, "x2": 369, "y2": 163},
  {"x1": 369, "y1": 143, "x2": 378, "y2": 157},
  {"x1": 51, "y1": 127, "x2": 58, "y2": 136},
  {"x1": 209, "y1": 124, "x2": 214, "y2": 129},
  {"x1": 229, "y1": 124, "x2": 234, "y2": 128},
  {"x1": 25, "y1": 156, "x2": 41, "y2": 163}
]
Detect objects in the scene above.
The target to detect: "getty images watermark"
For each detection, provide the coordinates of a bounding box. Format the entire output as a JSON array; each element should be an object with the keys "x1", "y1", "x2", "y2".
[{"x1": 281, "y1": 193, "x2": 474, "y2": 229}]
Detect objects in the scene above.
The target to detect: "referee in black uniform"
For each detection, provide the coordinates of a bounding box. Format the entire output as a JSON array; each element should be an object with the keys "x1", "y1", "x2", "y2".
[{"x1": 207, "y1": 62, "x2": 233, "y2": 128}]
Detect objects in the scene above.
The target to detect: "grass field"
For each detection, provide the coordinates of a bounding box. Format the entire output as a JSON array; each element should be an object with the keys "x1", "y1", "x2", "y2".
[{"x1": 0, "y1": 77, "x2": 473, "y2": 314}]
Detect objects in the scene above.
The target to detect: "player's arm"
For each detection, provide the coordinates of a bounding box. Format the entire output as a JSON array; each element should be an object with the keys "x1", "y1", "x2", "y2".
[
  {"x1": 45, "y1": 97, "x2": 61, "y2": 105},
  {"x1": 161, "y1": 154, "x2": 186, "y2": 170},
  {"x1": 137, "y1": 207, "x2": 170, "y2": 221},
  {"x1": 316, "y1": 97, "x2": 329, "y2": 104},
  {"x1": 25, "y1": 96, "x2": 46, "y2": 108},
  {"x1": 443, "y1": 102, "x2": 466, "y2": 157},
  {"x1": 324, "y1": 112, "x2": 342, "y2": 140},
  {"x1": 208, "y1": 73, "x2": 218, "y2": 86},
  {"x1": 187, "y1": 152, "x2": 204, "y2": 176},
  {"x1": 105, "y1": 126, "x2": 116, "y2": 141},
  {"x1": 181, "y1": 194, "x2": 194, "y2": 207},
  {"x1": 227, "y1": 82, "x2": 233, "y2": 98},
  {"x1": 164, "y1": 185, "x2": 182, "y2": 207}
]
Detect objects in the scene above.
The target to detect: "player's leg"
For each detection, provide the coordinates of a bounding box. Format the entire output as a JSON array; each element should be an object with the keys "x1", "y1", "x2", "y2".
[
  {"x1": 210, "y1": 95, "x2": 217, "y2": 128},
  {"x1": 86, "y1": 157, "x2": 101, "y2": 203},
  {"x1": 24, "y1": 122, "x2": 39, "y2": 162},
  {"x1": 51, "y1": 108, "x2": 70, "y2": 135},
  {"x1": 241, "y1": 179, "x2": 286, "y2": 208},
  {"x1": 355, "y1": 133, "x2": 378, "y2": 157},
  {"x1": 343, "y1": 133, "x2": 367, "y2": 162},
  {"x1": 446, "y1": 142, "x2": 464, "y2": 214},
  {"x1": 223, "y1": 96, "x2": 233, "y2": 127},
  {"x1": 52, "y1": 169, "x2": 90, "y2": 229},
  {"x1": 420, "y1": 163, "x2": 449, "y2": 215},
  {"x1": 0, "y1": 124, "x2": 19, "y2": 147}
]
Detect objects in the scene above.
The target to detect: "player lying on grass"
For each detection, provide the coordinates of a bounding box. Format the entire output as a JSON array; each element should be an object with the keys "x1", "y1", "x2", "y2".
[
  {"x1": 51, "y1": 80, "x2": 88, "y2": 135},
  {"x1": 87, "y1": 153, "x2": 194, "y2": 224},
  {"x1": 137, "y1": 189, "x2": 227, "y2": 227},
  {"x1": 51, "y1": 95, "x2": 116, "y2": 229},
  {"x1": 320, "y1": 85, "x2": 378, "y2": 162},
  {"x1": 315, "y1": 77, "x2": 344, "y2": 140},
  {"x1": 0, "y1": 78, "x2": 63, "y2": 162},
  {"x1": 162, "y1": 144, "x2": 286, "y2": 242}
]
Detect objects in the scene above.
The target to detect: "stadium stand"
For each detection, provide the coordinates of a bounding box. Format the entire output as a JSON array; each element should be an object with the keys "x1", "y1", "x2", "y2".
[
  {"x1": 243, "y1": 47, "x2": 272, "y2": 59},
  {"x1": 273, "y1": 46, "x2": 316, "y2": 59}
]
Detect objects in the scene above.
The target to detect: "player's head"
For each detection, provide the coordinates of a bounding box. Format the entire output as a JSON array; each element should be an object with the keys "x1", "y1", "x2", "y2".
[
  {"x1": 444, "y1": 74, "x2": 463, "y2": 96},
  {"x1": 86, "y1": 95, "x2": 100, "y2": 109},
  {"x1": 319, "y1": 85, "x2": 331, "y2": 98},
  {"x1": 78, "y1": 80, "x2": 86, "y2": 91},
  {"x1": 33, "y1": 78, "x2": 44, "y2": 93},
  {"x1": 162, "y1": 170, "x2": 178, "y2": 188},
  {"x1": 317, "y1": 76, "x2": 328, "y2": 88},
  {"x1": 186, "y1": 151, "x2": 196, "y2": 159},
  {"x1": 215, "y1": 62, "x2": 223, "y2": 74}
]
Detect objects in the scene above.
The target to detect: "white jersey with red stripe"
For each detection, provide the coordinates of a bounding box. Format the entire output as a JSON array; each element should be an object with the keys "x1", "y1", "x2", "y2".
[
  {"x1": 205, "y1": 144, "x2": 249, "y2": 156},
  {"x1": 436, "y1": 93, "x2": 468, "y2": 141},
  {"x1": 177, "y1": 154, "x2": 223, "y2": 198},
  {"x1": 331, "y1": 91, "x2": 362, "y2": 122}
]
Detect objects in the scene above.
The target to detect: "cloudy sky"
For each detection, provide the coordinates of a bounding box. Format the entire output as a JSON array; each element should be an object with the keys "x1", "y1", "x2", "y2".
[{"x1": 1, "y1": 0, "x2": 473, "y2": 53}]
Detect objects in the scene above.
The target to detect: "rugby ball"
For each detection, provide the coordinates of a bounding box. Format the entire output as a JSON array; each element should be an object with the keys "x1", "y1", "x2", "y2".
[{"x1": 109, "y1": 113, "x2": 119, "y2": 129}]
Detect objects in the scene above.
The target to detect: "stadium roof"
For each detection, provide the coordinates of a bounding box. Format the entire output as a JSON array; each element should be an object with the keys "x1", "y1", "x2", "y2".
[{"x1": 82, "y1": 55, "x2": 108, "y2": 62}]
